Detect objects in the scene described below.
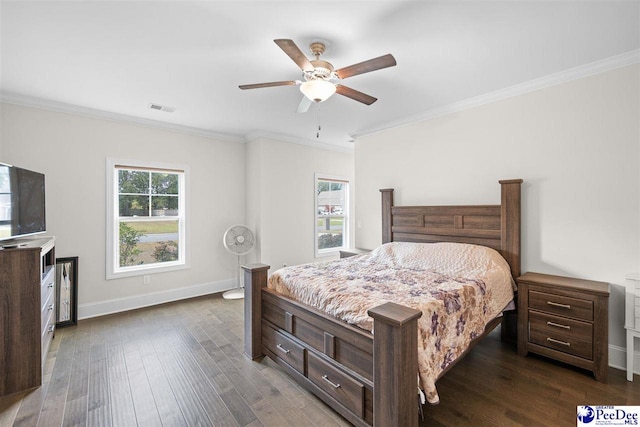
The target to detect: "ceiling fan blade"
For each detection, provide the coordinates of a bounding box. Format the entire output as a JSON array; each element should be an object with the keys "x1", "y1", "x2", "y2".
[
  {"x1": 274, "y1": 39, "x2": 314, "y2": 72},
  {"x1": 335, "y1": 54, "x2": 397, "y2": 80},
  {"x1": 239, "y1": 81, "x2": 297, "y2": 90},
  {"x1": 297, "y1": 96, "x2": 312, "y2": 113},
  {"x1": 335, "y1": 85, "x2": 377, "y2": 105}
]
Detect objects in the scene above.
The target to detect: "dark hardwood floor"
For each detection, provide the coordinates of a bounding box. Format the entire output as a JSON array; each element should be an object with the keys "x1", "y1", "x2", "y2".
[{"x1": 1, "y1": 294, "x2": 638, "y2": 427}]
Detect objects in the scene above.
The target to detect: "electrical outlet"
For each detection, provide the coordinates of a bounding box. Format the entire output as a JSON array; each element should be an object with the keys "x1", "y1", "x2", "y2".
[{"x1": 143, "y1": 275, "x2": 151, "y2": 285}]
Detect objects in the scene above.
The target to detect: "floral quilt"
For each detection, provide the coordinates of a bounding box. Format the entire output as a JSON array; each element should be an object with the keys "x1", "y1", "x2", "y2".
[{"x1": 267, "y1": 241, "x2": 515, "y2": 404}]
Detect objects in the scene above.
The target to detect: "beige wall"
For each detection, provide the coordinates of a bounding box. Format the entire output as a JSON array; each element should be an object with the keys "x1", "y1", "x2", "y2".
[
  {"x1": 0, "y1": 103, "x2": 246, "y2": 317},
  {"x1": 354, "y1": 64, "x2": 640, "y2": 369},
  {"x1": 246, "y1": 137, "x2": 354, "y2": 272}
]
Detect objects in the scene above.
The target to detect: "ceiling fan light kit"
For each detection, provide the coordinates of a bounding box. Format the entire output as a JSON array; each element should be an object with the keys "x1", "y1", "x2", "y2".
[
  {"x1": 300, "y1": 79, "x2": 336, "y2": 103},
  {"x1": 239, "y1": 39, "x2": 396, "y2": 110}
]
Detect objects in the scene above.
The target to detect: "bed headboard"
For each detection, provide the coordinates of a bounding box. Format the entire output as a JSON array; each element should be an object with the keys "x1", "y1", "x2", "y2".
[{"x1": 380, "y1": 179, "x2": 523, "y2": 278}]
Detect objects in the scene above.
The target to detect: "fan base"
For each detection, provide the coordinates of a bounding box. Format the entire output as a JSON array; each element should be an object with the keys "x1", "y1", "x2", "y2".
[{"x1": 222, "y1": 288, "x2": 244, "y2": 300}]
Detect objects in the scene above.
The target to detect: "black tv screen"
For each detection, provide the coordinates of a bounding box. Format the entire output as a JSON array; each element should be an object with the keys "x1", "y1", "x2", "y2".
[{"x1": 0, "y1": 164, "x2": 46, "y2": 241}]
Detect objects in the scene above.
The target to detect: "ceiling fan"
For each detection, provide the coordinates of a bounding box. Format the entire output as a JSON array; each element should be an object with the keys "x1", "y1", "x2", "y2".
[{"x1": 239, "y1": 39, "x2": 396, "y2": 113}]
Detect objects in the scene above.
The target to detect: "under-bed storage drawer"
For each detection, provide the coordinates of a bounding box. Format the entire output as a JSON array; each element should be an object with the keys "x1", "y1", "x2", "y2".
[
  {"x1": 263, "y1": 324, "x2": 305, "y2": 375},
  {"x1": 307, "y1": 352, "x2": 364, "y2": 418}
]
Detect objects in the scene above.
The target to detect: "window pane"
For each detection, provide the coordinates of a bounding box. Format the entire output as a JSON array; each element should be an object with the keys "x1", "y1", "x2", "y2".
[
  {"x1": 119, "y1": 195, "x2": 149, "y2": 217},
  {"x1": 119, "y1": 170, "x2": 149, "y2": 194},
  {"x1": 317, "y1": 216, "x2": 344, "y2": 249},
  {"x1": 317, "y1": 232, "x2": 343, "y2": 249},
  {"x1": 316, "y1": 177, "x2": 348, "y2": 253},
  {"x1": 151, "y1": 195, "x2": 179, "y2": 216},
  {"x1": 119, "y1": 220, "x2": 179, "y2": 267},
  {"x1": 317, "y1": 181, "x2": 345, "y2": 215},
  {"x1": 152, "y1": 173, "x2": 178, "y2": 195},
  {"x1": 317, "y1": 181, "x2": 331, "y2": 195}
]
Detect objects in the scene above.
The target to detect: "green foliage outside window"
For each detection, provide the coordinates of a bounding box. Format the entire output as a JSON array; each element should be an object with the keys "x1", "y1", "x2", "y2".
[
  {"x1": 318, "y1": 233, "x2": 343, "y2": 249},
  {"x1": 119, "y1": 222, "x2": 142, "y2": 266},
  {"x1": 152, "y1": 241, "x2": 179, "y2": 262}
]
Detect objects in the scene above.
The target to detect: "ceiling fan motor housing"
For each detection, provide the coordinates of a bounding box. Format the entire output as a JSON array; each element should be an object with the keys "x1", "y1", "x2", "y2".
[{"x1": 305, "y1": 59, "x2": 336, "y2": 82}]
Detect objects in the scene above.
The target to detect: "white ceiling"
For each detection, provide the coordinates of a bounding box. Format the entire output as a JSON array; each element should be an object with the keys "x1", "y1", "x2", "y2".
[{"x1": 1, "y1": 1, "x2": 638, "y2": 149}]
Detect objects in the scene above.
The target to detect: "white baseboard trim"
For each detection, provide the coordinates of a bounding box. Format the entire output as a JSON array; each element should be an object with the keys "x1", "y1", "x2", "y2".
[
  {"x1": 78, "y1": 278, "x2": 237, "y2": 320},
  {"x1": 609, "y1": 343, "x2": 640, "y2": 376}
]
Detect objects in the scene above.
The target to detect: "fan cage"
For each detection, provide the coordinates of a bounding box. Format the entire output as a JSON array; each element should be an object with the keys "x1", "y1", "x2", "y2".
[{"x1": 224, "y1": 225, "x2": 255, "y2": 256}]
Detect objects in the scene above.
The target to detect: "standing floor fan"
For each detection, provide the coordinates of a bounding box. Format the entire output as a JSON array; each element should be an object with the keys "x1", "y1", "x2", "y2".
[{"x1": 222, "y1": 225, "x2": 255, "y2": 300}]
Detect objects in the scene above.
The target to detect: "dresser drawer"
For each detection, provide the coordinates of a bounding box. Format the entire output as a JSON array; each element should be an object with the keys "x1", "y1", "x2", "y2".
[
  {"x1": 41, "y1": 309, "x2": 55, "y2": 363},
  {"x1": 307, "y1": 352, "x2": 364, "y2": 418},
  {"x1": 41, "y1": 290, "x2": 55, "y2": 334},
  {"x1": 529, "y1": 311, "x2": 593, "y2": 341},
  {"x1": 40, "y1": 268, "x2": 55, "y2": 311},
  {"x1": 263, "y1": 325, "x2": 305, "y2": 375},
  {"x1": 529, "y1": 328, "x2": 592, "y2": 360},
  {"x1": 529, "y1": 290, "x2": 593, "y2": 321}
]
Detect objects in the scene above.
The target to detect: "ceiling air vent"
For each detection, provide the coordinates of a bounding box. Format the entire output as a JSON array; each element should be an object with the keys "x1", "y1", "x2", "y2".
[{"x1": 148, "y1": 103, "x2": 175, "y2": 113}]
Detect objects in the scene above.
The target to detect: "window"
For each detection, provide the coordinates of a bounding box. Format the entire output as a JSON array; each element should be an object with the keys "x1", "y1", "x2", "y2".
[
  {"x1": 315, "y1": 174, "x2": 349, "y2": 256},
  {"x1": 106, "y1": 159, "x2": 188, "y2": 279}
]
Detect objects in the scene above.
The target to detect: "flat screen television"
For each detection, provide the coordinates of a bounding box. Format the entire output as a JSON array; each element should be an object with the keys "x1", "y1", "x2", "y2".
[{"x1": 0, "y1": 164, "x2": 46, "y2": 242}]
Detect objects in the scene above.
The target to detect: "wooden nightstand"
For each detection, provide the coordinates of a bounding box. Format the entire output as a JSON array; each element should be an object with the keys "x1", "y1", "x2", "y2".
[
  {"x1": 517, "y1": 272, "x2": 609, "y2": 382},
  {"x1": 339, "y1": 248, "x2": 371, "y2": 259}
]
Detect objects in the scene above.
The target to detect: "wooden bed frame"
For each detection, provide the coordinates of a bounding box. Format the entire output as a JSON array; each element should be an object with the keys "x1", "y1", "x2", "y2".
[{"x1": 243, "y1": 179, "x2": 522, "y2": 426}]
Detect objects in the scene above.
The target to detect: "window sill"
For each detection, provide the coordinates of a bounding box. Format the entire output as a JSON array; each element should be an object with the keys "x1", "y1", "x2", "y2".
[{"x1": 106, "y1": 261, "x2": 189, "y2": 280}]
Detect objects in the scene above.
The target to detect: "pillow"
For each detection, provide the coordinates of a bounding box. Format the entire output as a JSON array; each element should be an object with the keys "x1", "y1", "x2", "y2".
[{"x1": 368, "y1": 241, "x2": 515, "y2": 289}]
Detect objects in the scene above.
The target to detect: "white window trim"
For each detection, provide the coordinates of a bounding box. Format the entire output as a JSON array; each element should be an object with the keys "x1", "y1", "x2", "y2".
[
  {"x1": 106, "y1": 158, "x2": 190, "y2": 280},
  {"x1": 314, "y1": 173, "x2": 350, "y2": 258}
]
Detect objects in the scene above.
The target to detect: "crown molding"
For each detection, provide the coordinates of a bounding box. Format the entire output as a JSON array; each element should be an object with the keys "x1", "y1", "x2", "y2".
[
  {"x1": 350, "y1": 49, "x2": 640, "y2": 139},
  {"x1": 245, "y1": 130, "x2": 353, "y2": 153},
  {"x1": 0, "y1": 92, "x2": 245, "y2": 143},
  {"x1": 0, "y1": 92, "x2": 354, "y2": 152}
]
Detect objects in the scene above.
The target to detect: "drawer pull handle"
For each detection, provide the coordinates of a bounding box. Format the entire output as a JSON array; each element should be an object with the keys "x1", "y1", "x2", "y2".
[
  {"x1": 276, "y1": 344, "x2": 290, "y2": 354},
  {"x1": 547, "y1": 337, "x2": 570, "y2": 347},
  {"x1": 47, "y1": 325, "x2": 55, "y2": 333},
  {"x1": 322, "y1": 375, "x2": 341, "y2": 389},
  {"x1": 547, "y1": 301, "x2": 571, "y2": 309},
  {"x1": 547, "y1": 321, "x2": 570, "y2": 330}
]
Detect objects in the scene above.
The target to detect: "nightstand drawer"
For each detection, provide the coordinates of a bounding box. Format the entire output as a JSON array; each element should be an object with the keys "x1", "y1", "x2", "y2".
[
  {"x1": 263, "y1": 325, "x2": 305, "y2": 375},
  {"x1": 529, "y1": 329, "x2": 592, "y2": 360},
  {"x1": 529, "y1": 290, "x2": 593, "y2": 321},
  {"x1": 529, "y1": 311, "x2": 593, "y2": 341},
  {"x1": 307, "y1": 352, "x2": 364, "y2": 418}
]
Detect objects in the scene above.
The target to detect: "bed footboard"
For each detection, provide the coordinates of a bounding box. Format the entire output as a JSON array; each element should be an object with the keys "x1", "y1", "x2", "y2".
[{"x1": 242, "y1": 264, "x2": 421, "y2": 427}]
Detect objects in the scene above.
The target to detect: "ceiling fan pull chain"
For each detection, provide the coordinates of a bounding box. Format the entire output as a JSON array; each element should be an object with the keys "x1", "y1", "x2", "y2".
[{"x1": 316, "y1": 106, "x2": 321, "y2": 139}]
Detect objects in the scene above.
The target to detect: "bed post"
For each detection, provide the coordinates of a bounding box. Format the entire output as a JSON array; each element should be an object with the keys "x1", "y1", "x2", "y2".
[
  {"x1": 368, "y1": 302, "x2": 422, "y2": 427},
  {"x1": 499, "y1": 179, "x2": 522, "y2": 279},
  {"x1": 380, "y1": 188, "x2": 394, "y2": 244},
  {"x1": 242, "y1": 263, "x2": 270, "y2": 360},
  {"x1": 499, "y1": 179, "x2": 523, "y2": 343}
]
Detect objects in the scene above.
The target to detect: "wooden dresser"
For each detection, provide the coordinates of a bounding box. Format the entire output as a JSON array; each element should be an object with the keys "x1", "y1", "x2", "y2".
[
  {"x1": 0, "y1": 237, "x2": 56, "y2": 396},
  {"x1": 517, "y1": 272, "x2": 609, "y2": 382}
]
